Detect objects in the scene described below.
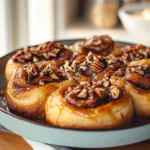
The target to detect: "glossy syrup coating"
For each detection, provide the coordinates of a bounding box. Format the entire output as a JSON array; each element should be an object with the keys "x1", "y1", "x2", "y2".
[
  {"x1": 5, "y1": 35, "x2": 150, "y2": 129},
  {"x1": 5, "y1": 41, "x2": 73, "y2": 82},
  {"x1": 71, "y1": 35, "x2": 114, "y2": 56},
  {"x1": 125, "y1": 59, "x2": 150, "y2": 118},
  {"x1": 6, "y1": 63, "x2": 67, "y2": 119},
  {"x1": 45, "y1": 80, "x2": 133, "y2": 129}
]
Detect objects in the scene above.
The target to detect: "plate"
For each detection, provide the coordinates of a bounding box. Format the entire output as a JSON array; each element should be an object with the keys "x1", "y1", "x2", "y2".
[{"x1": 0, "y1": 40, "x2": 149, "y2": 148}]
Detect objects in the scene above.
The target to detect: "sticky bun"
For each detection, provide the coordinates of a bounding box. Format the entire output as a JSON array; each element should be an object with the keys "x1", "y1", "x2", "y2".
[
  {"x1": 125, "y1": 59, "x2": 150, "y2": 118},
  {"x1": 7, "y1": 62, "x2": 67, "y2": 119},
  {"x1": 72, "y1": 35, "x2": 121, "y2": 56},
  {"x1": 45, "y1": 70, "x2": 133, "y2": 129},
  {"x1": 5, "y1": 42, "x2": 72, "y2": 81},
  {"x1": 60, "y1": 52, "x2": 121, "y2": 82},
  {"x1": 5, "y1": 35, "x2": 150, "y2": 129},
  {"x1": 120, "y1": 44, "x2": 150, "y2": 65},
  {"x1": 61, "y1": 52, "x2": 108, "y2": 80}
]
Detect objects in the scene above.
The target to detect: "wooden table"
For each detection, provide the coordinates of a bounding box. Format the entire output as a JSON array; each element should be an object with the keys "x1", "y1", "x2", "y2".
[{"x1": 0, "y1": 130, "x2": 149, "y2": 150}]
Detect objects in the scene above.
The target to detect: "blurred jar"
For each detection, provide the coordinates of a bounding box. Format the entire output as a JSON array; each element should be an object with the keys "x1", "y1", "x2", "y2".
[
  {"x1": 90, "y1": 0, "x2": 120, "y2": 28},
  {"x1": 123, "y1": 0, "x2": 137, "y2": 4}
]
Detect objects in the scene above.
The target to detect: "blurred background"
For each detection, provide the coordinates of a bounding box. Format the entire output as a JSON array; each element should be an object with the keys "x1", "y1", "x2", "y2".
[{"x1": 0, "y1": 0, "x2": 150, "y2": 57}]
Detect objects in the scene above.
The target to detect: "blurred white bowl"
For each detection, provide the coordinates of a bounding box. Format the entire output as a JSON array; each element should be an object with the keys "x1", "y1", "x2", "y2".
[{"x1": 118, "y1": 2, "x2": 150, "y2": 45}]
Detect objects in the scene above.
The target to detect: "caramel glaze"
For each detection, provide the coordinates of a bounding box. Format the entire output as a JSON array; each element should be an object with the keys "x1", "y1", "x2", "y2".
[
  {"x1": 127, "y1": 60, "x2": 150, "y2": 89},
  {"x1": 13, "y1": 42, "x2": 73, "y2": 64},
  {"x1": 111, "y1": 43, "x2": 123, "y2": 57},
  {"x1": 125, "y1": 82, "x2": 150, "y2": 118},
  {"x1": 72, "y1": 35, "x2": 114, "y2": 56},
  {"x1": 7, "y1": 84, "x2": 59, "y2": 120},
  {"x1": 5, "y1": 43, "x2": 73, "y2": 82},
  {"x1": 65, "y1": 88, "x2": 99, "y2": 108},
  {"x1": 46, "y1": 81, "x2": 132, "y2": 128},
  {"x1": 126, "y1": 73, "x2": 150, "y2": 89},
  {"x1": 4, "y1": 41, "x2": 150, "y2": 130},
  {"x1": 0, "y1": 86, "x2": 149, "y2": 130},
  {"x1": 46, "y1": 84, "x2": 150, "y2": 130},
  {"x1": 6, "y1": 68, "x2": 63, "y2": 119}
]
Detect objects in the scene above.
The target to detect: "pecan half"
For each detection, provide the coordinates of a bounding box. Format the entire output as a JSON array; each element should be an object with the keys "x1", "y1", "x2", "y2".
[{"x1": 90, "y1": 61, "x2": 104, "y2": 74}]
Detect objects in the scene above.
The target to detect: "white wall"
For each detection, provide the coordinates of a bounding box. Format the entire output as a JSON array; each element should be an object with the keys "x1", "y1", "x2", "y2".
[
  {"x1": 0, "y1": 0, "x2": 12, "y2": 56},
  {"x1": 28, "y1": 0, "x2": 55, "y2": 45},
  {"x1": 0, "y1": 0, "x2": 55, "y2": 57}
]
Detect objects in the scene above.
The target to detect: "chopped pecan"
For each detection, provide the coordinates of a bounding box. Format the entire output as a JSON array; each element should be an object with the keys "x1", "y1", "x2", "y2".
[
  {"x1": 113, "y1": 68, "x2": 126, "y2": 77},
  {"x1": 131, "y1": 67, "x2": 145, "y2": 76},
  {"x1": 72, "y1": 86, "x2": 83, "y2": 95},
  {"x1": 84, "y1": 38, "x2": 93, "y2": 46},
  {"x1": 34, "y1": 76, "x2": 52, "y2": 85},
  {"x1": 13, "y1": 41, "x2": 71, "y2": 63},
  {"x1": 55, "y1": 70, "x2": 65, "y2": 77},
  {"x1": 43, "y1": 53, "x2": 49, "y2": 59},
  {"x1": 29, "y1": 46, "x2": 36, "y2": 52},
  {"x1": 13, "y1": 47, "x2": 34, "y2": 63},
  {"x1": 39, "y1": 66, "x2": 49, "y2": 77},
  {"x1": 110, "y1": 85, "x2": 120, "y2": 99},
  {"x1": 17, "y1": 55, "x2": 27, "y2": 63},
  {"x1": 121, "y1": 45, "x2": 150, "y2": 64},
  {"x1": 27, "y1": 64, "x2": 39, "y2": 77},
  {"x1": 49, "y1": 49, "x2": 60, "y2": 57},
  {"x1": 103, "y1": 80, "x2": 110, "y2": 87},
  {"x1": 80, "y1": 81, "x2": 87, "y2": 86},
  {"x1": 92, "y1": 39, "x2": 102, "y2": 45},
  {"x1": 25, "y1": 63, "x2": 65, "y2": 86},
  {"x1": 33, "y1": 56, "x2": 39, "y2": 62},
  {"x1": 142, "y1": 65, "x2": 149, "y2": 70},
  {"x1": 67, "y1": 87, "x2": 73, "y2": 93},
  {"x1": 50, "y1": 73, "x2": 59, "y2": 80},
  {"x1": 94, "y1": 88, "x2": 106, "y2": 98},
  {"x1": 61, "y1": 60, "x2": 74, "y2": 72},
  {"x1": 64, "y1": 86, "x2": 73, "y2": 96},
  {"x1": 76, "y1": 88, "x2": 87, "y2": 98},
  {"x1": 83, "y1": 35, "x2": 113, "y2": 54},
  {"x1": 23, "y1": 46, "x2": 28, "y2": 52},
  {"x1": 61, "y1": 52, "x2": 106, "y2": 76},
  {"x1": 75, "y1": 55, "x2": 86, "y2": 64},
  {"x1": 43, "y1": 48, "x2": 61, "y2": 59}
]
